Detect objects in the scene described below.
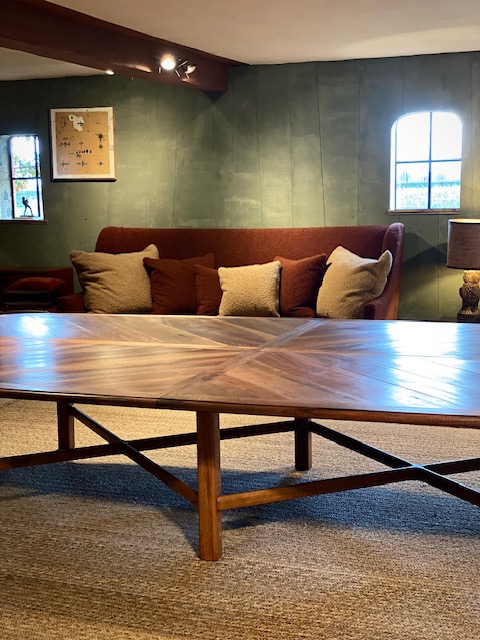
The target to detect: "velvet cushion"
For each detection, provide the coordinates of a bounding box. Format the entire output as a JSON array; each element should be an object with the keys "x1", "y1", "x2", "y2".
[
  {"x1": 144, "y1": 253, "x2": 216, "y2": 314},
  {"x1": 316, "y1": 246, "x2": 393, "y2": 319},
  {"x1": 4, "y1": 277, "x2": 65, "y2": 293},
  {"x1": 275, "y1": 254, "x2": 327, "y2": 317},
  {"x1": 70, "y1": 244, "x2": 159, "y2": 314},
  {"x1": 218, "y1": 261, "x2": 281, "y2": 317},
  {"x1": 194, "y1": 264, "x2": 222, "y2": 315}
]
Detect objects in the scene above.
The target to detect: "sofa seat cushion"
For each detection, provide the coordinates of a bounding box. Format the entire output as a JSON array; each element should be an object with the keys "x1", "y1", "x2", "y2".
[
  {"x1": 218, "y1": 261, "x2": 281, "y2": 317},
  {"x1": 316, "y1": 246, "x2": 393, "y2": 319},
  {"x1": 70, "y1": 244, "x2": 159, "y2": 314},
  {"x1": 275, "y1": 254, "x2": 327, "y2": 318},
  {"x1": 144, "y1": 253, "x2": 216, "y2": 314}
]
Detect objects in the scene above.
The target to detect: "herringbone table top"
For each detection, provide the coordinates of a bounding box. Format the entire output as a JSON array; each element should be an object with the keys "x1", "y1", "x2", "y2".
[{"x1": 1, "y1": 313, "x2": 479, "y2": 426}]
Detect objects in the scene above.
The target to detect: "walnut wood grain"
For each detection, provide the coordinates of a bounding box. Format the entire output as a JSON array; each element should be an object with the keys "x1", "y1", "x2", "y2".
[
  {"x1": 197, "y1": 411, "x2": 222, "y2": 561},
  {"x1": 57, "y1": 400, "x2": 75, "y2": 449},
  {"x1": 294, "y1": 417, "x2": 312, "y2": 471},
  {"x1": 0, "y1": 313, "x2": 479, "y2": 560},
  {"x1": 1, "y1": 314, "x2": 480, "y2": 423}
]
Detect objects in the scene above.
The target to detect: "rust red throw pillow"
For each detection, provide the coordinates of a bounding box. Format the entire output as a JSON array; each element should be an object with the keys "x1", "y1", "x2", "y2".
[
  {"x1": 275, "y1": 254, "x2": 327, "y2": 317},
  {"x1": 144, "y1": 253, "x2": 216, "y2": 314},
  {"x1": 4, "y1": 276, "x2": 65, "y2": 293},
  {"x1": 194, "y1": 264, "x2": 222, "y2": 315}
]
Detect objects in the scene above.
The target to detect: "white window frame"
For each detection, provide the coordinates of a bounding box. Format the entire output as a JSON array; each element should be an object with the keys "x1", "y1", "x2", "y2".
[
  {"x1": 0, "y1": 134, "x2": 44, "y2": 222},
  {"x1": 389, "y1": 111, "x2": 462, "y2": 214}
]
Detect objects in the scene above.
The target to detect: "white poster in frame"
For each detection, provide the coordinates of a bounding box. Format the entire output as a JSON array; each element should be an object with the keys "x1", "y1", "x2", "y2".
[{"x1": 50, "y1": 107, "x2": 116, "y2": 180}]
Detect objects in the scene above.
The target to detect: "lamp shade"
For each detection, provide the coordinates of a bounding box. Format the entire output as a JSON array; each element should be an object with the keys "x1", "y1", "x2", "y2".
[{"x1": 447, "y1": 218, "x2": 480, "y2": 270}]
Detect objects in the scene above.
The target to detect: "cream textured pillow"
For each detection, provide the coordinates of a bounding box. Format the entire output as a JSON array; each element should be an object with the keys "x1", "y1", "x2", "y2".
[
  {"x1": 316, "y1": 246, "x2": 393, "y2": 319},
  {"x1": 71, "y1": 244, "x2": 159, "y2": 314},
  {"x1": 218, "y1": 261, "x2": 281, "y2": 317}
]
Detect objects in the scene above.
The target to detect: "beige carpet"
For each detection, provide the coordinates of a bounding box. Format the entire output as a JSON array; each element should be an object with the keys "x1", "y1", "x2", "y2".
[{"x1": 0, "y1": 399, "x2": 478, "y2": 640}]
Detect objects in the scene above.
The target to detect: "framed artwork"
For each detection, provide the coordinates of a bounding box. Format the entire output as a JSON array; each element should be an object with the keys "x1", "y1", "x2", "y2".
[{"x1": 50, "y1": 107, "x2": 116, "y2": 180}]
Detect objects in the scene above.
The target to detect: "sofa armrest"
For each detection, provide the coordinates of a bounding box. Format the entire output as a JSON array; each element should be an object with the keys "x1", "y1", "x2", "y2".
[
  {"x1": 378, "y1": 222, "x2": 404, "y2": 320},
  {"x1": 361, "y1": 295, "x2": 390, "y2": 320},
  {"x1": 361, "y1": 221, "x2": 405, "y2": 320},
  {"x1": 57, "y1": 293, "x2": 87, "y2": 313}
]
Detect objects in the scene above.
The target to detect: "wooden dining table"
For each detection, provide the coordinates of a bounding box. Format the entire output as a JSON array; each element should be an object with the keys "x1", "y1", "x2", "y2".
[{"x1": 0, "y1": 313, "x2": 478, "y2": 559}]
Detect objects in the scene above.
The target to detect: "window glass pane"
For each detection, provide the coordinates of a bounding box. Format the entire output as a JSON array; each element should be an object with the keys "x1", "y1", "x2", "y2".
[
  {"x1": 430, "y1": 161, "x2": 461, "y2": 209},
  {"x1": 12, "y1": 179, "x2": 43, "y2": 218},
  {"x1": 395, "y1": 162, "x2": 429, "y2": 209},
  {"x1": 3, "y1": 134, "x2": 44, "y2": 221},
  {"x1": 396, "y1": 112, "x2": 430, "y2": 162},
  {"x1": 10, "y1": 135, "x2": 39, "y2": 178},
  {"x1": 431, "y1": 112, "x2": 462, "y2": 160}
]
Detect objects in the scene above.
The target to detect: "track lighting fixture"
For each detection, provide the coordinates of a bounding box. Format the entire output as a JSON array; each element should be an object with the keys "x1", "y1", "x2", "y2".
[{"x1": 159, "y1": 53, "x2": 197, "y2": 79}]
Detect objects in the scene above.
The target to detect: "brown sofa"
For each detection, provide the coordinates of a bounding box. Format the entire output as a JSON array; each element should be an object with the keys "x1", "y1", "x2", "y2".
[{"x1": 58, "y1": 223, "x2": 405, "y2": 319}]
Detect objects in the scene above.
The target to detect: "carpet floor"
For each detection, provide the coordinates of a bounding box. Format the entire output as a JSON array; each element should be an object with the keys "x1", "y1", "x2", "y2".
[{"x1": 0, "y1": 399, "x2": 478, "y2": 639}]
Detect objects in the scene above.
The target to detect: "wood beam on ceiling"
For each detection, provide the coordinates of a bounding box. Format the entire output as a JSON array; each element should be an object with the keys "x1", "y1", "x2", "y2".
[{"x1": 1, "y1": 0, "x2": 240, "y2": 92}]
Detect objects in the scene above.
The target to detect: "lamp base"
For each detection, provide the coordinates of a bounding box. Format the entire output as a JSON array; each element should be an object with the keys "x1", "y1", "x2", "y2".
[
  {"x1": 457, "y1": 310, "x2": 480, "y2": 323},
  {"x1": 457, "y1": 270, "x2": 480, "y2": 323}
]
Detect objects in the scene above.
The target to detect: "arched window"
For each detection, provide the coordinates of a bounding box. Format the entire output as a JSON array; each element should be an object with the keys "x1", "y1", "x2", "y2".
[{"x1": 390, "y1": 111, "x2": 462, "y2": 212}]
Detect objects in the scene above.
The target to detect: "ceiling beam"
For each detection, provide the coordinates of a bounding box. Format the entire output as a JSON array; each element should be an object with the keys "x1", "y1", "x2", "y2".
[{"x1": 1, "y1": 0, "x2": 240, "y2": 92}]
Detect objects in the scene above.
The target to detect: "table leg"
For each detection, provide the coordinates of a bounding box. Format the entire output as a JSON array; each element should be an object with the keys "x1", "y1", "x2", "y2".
[
  {"x1": 57, "y1": 401, "x2": 75, "y2": 449},
  {"x1": 294, "y1": 417, "x2": 312, "y2": 471},
  {"x1": 196, "y1": 411, "x2": 222, "y2": 561}
]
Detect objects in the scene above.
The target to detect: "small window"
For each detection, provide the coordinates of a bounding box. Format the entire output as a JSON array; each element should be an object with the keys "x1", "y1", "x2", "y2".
[
  {"x1": 0, "y1": 134, "x2": 44, "y2": 221},
  {"x1": 390, "y1": 111, "x2": 462, "y2": 212}
]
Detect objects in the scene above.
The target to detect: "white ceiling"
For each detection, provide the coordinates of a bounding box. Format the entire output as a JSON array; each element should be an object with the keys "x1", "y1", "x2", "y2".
[
  {"x1": 3, "y1": 0, "x2": 480, "y2": 81},
  {"x1": 0, "y1": 47, "x2": 104, "y2": 81}
]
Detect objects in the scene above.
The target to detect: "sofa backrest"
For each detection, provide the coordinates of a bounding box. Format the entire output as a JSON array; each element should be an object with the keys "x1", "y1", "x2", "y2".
[{"x1": 96, "y1": 225, "x2": 399, "y2": 262}]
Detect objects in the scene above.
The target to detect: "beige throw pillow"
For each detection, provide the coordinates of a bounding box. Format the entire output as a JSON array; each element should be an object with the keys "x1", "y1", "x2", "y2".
[
  {"x1": 316, "y1": 246, "x2": 393, "y2": 319},
  {"x1": 218, "y1": 261, "x2": 281, "y2": 317},
  {"x1": 71, "y1": 244, "x2": 159, "y2": 314}
]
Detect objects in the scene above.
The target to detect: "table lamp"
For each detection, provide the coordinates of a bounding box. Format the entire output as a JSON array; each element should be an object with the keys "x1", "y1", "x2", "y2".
[{"x1": 447, "y1": 218, "x2": 480, "y2": 322}]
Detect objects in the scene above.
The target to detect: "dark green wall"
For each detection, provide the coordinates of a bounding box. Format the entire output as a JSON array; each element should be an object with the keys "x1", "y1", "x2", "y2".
[{"x1": 1, "y1": 52, "x2": 479, "y2": 319}]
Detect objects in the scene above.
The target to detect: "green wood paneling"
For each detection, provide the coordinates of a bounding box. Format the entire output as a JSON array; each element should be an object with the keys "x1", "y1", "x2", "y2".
[
  {"x1": 211, "y1": 71, "x2": 235, "y2": 227},
  {"x1": 317, "y1": 61, "x2": 360, "y2": 227},
  {"x1": 472, "y1": 57, "x2": 480, "y2": 217},
  {"x1": 358, "y1": 58, "x2": 403, "y2": 226},
  {"x1": 149, "y1": 84, "x2": 180, "y2": 228},
  {"x1": 438, "y1": 53, "x2": 473, "y2": 320},
  {"x1": 173, "y1": 89, "x2": 215, "y2": 227},
  {"x1": 228, "y1": 67, "x2": 262, "y2": 228},
  {"x1": 109, "y1": 79, "x2": 157, "y2": 228},
  {"x1": 289, "y1": 63, "x2": 324, "y2": 228},
  {"x1": 256, "y1": 65, "x2": 292, "y2": 228}
]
